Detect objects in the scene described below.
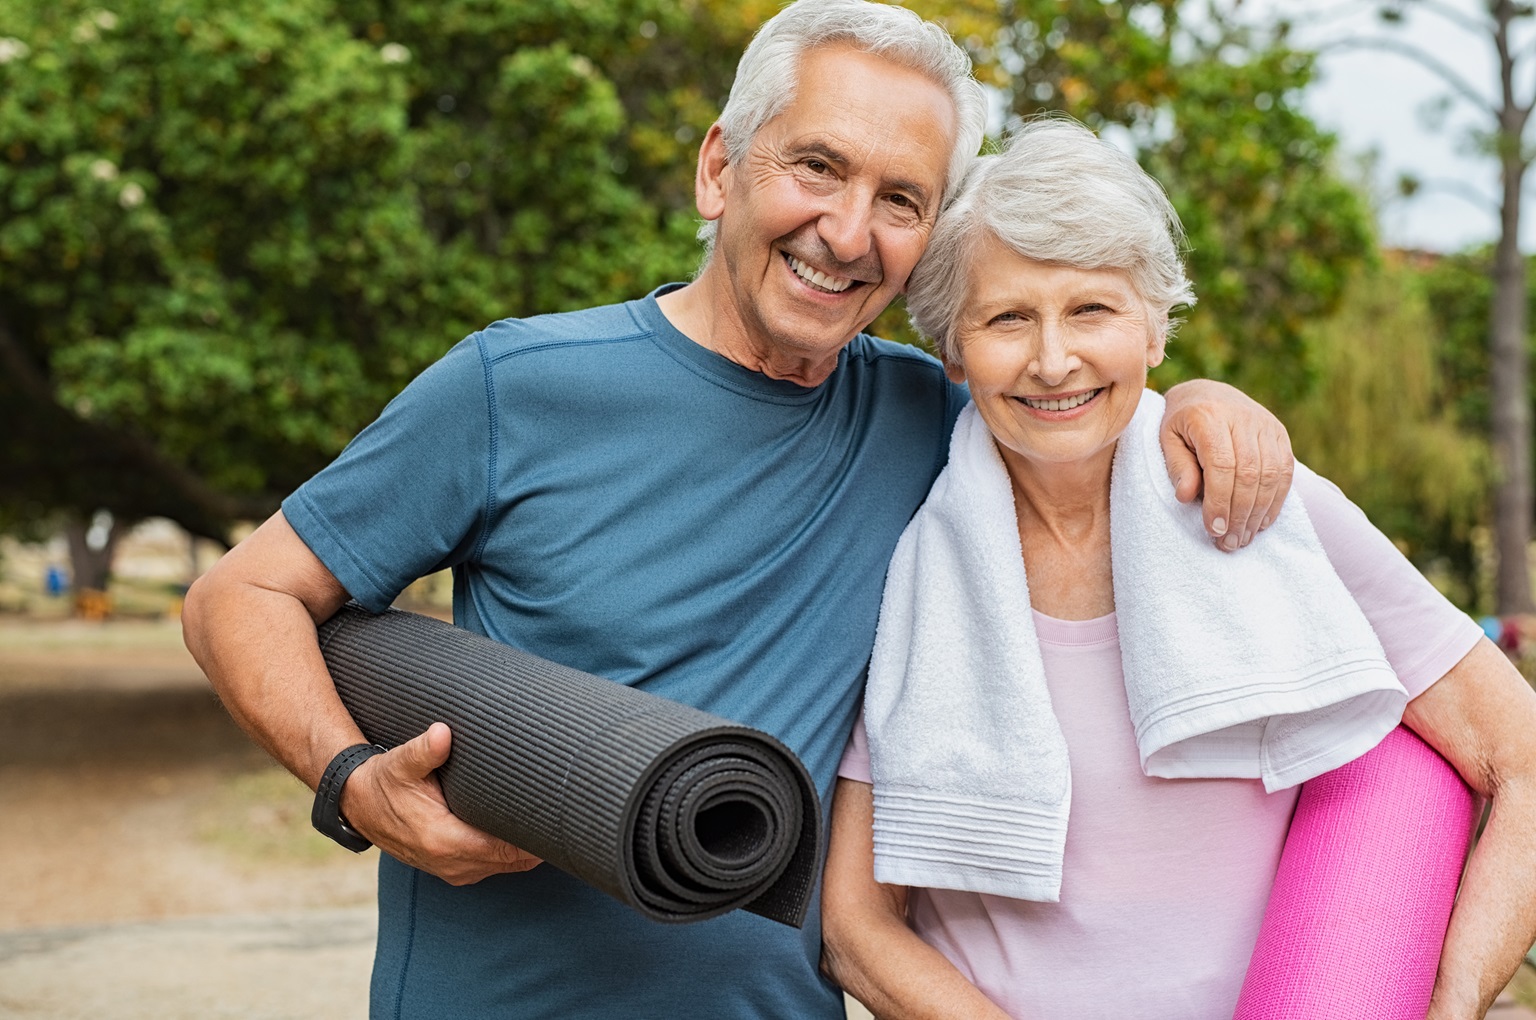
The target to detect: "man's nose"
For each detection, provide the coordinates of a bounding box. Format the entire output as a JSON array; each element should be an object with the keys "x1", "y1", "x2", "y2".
[{"x1": 816, "y1": 189, "x2": 875, "y2": 266}]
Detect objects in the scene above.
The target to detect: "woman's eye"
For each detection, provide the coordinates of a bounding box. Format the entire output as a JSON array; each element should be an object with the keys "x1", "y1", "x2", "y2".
[
  {"x1": 1078, "y1": 303, "x2": 1110, "y2": 314},
  {"x1": 990, "y1": 311, "x2": 1020, "y2": 325}
]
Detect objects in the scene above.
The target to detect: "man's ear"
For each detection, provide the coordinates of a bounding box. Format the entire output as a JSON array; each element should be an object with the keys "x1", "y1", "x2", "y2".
[{"x1": 696, "y1": 123, "x2": 730, "y2": 222}]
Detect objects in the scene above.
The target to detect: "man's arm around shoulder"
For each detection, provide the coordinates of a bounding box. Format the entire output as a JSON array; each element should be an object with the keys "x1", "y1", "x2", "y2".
[{"x1": 182, "y1": 511, "x2": 541, "y2": 885}]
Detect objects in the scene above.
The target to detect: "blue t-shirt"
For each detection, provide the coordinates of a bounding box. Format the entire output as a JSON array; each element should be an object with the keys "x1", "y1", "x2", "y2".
[{"x1": 284, "y1": 287, "x2": 966, "y2": 1019}]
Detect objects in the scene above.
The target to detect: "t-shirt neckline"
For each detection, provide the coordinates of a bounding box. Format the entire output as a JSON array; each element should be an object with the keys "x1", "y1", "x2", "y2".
[
  {"x1": 1031, "y1": 608, "x2": 1119, "y2": 646},
  {"x1": 628, "y1": 284, "x2": 844, "y2": 406}
]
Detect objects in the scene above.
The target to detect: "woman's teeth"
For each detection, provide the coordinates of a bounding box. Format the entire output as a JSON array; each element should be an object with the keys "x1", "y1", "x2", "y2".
[
  {"x1": 787, "y1": 255, "x2": 853, "y2": 293},
  {"x1": 1021, "y1": 389, "x2": 1101, "y2": 411}
]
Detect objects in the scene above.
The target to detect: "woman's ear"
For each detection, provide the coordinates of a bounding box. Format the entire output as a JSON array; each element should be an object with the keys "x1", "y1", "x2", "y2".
[
  {"x1": 943, "y1": 352, "x2": 966, "y2": 384},
  {"x1": 695, "y1": 123, "x2": 731, "y2": 222},
  {"x1": 1147, "y1": 319, "x2": 1169, "y2": 369}
]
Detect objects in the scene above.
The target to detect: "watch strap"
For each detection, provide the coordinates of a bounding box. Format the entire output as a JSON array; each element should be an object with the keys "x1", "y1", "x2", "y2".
[{"x1": 312, "y1": 742, "x2": 385, "y2": 852}]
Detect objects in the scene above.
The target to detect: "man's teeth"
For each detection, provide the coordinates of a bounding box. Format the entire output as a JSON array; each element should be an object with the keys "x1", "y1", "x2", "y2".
[
  {"x1": 787, "y1": 255, "x2": 853, "y2": 293},
  {"x1": 1022, "y1": 389, "x2": 1100, "y2": 411}
]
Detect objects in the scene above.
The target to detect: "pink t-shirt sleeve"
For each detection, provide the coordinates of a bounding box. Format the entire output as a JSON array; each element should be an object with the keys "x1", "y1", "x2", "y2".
[
  {"x1": 839, "y1": 713, "x2": 872, "y2": 783},
  {"x1": 1296, "y1": 467, "x2": 1483, "y2": 699}
]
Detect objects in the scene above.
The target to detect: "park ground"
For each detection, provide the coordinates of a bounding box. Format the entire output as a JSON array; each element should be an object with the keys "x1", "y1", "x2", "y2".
[{"x1": 0, "y1": 521, "x2": 1532, "y2": 1018}]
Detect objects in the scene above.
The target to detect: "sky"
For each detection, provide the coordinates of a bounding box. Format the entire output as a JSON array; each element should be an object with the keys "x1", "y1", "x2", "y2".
[{"x1": 1258, "y1": 0, "x2": 1529, "y2": 253}]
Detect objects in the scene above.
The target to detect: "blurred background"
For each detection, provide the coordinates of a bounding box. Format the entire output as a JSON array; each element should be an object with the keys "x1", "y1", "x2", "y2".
[{"x1": 3, "y1": 0, "x2": 1536, "y2": 1015}]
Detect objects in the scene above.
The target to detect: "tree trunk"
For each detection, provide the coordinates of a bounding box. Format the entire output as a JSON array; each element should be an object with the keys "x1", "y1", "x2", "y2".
[
  {"x1": 1491, "y1": 148, "x2": 1533, "y2": 613},
  {"x1": 64, "y1": 510, "x2": 125, "y2": 617}
]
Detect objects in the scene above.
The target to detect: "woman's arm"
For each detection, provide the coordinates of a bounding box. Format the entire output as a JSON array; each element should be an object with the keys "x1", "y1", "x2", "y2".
[
  {"x1": 1403, "y1": 637, "x2": 1536, "y2": 1020},
  {"x1": 822, "y1": 779, "x2": 1013, "y2": 1020}
]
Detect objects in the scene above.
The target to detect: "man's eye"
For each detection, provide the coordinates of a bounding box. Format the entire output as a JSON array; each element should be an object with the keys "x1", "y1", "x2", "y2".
[{"x1": 805, "y1": 159, "x2": 829, "y2": 174}]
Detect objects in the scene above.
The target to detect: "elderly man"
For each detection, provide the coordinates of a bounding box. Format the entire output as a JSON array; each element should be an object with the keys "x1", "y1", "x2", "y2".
[{"x1": 183, "y1": 2, "x2": 1292, "y2": 1017}]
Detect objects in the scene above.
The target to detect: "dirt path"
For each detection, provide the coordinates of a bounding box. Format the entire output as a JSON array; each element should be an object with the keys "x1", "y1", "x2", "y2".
[
  {"x1": 0, "y1": 620, "x2": 378, "y2": 1017},
  {"x1": 0, "y1": 620, "x2": 376, "y2": 932}
]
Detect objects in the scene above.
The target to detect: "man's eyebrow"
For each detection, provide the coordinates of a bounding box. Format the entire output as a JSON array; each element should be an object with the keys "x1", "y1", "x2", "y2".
[
  {"x1": 787, "y1": 140, "x2": 933, "y2": 207},
  {"x1": 887, "y1": 176, "x2": 932, "y2": 207},
  {"x1": 788, "y1": 141, "x2": 851, "y2": 167}
]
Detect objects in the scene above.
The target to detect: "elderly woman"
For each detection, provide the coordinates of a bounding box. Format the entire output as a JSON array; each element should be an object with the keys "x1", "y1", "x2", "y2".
[{"x1": 821, "y1": 118, "x2": 1536, "y2": 1020}]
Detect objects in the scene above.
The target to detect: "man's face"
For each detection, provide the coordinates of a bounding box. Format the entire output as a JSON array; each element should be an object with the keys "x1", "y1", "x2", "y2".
[{"x1": 702, "y1": 44, "x2": 957, "y2": 374}]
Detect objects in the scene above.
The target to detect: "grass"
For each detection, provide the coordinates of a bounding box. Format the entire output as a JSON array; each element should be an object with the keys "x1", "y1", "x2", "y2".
[{"x1": 196, "y1": 767, "x2": 343, "y2": 866}]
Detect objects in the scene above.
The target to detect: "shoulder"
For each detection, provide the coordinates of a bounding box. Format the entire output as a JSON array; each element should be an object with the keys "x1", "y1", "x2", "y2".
[
  {"x1": 845, "y1": 334, "x2": 969, "y2": 434},
  {"x1": 473, "y1": 301, "x2": 652, "y2": 365},
  {"x1": 845, "y1": 333, "x2": 945, "y2": 374},
  {"x1": 1296, "y1": 465, "x2": 1481, "y2": 697}
]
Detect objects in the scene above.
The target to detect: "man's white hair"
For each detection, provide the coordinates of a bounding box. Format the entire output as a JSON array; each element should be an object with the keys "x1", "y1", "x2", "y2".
[
  {"x1": 698, "y1": 0, "x2": 988, "y2": 256},
  {"x1": 906, "y1": 117, "x2": 1197, "y2": 363}
]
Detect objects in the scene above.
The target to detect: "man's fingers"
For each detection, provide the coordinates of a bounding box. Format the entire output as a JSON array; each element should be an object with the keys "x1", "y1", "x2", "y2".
[
  {"x1": 1161, "y1": 411, "x2": 1246, "y2": 545},
  {"x1": 393, "y1": 721, "x2": 453, "y2": 779},
  {"x1": 1159, "y1": 419, "x2": 1205, "y2": 505},
  {"x1": 1219, "y1": 424, "x2": 1264, "y2": 551},
  {"x1": 343, "y1": 722, "x2": 541, "y2": 886},
  {"x1": 1248, "y1": 429, "x2": 1295, "y2": 539}
]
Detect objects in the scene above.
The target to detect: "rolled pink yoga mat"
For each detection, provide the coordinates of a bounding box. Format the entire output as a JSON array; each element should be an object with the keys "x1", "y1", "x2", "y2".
[{"x1": 1234, "y1": 726, "x2": 1477, "y2": 1019}]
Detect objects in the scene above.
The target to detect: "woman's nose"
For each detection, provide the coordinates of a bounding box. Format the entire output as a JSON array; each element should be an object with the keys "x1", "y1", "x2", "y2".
[{"x1": 1028, "y1": 322, "x2": 1080, "y2": 385}]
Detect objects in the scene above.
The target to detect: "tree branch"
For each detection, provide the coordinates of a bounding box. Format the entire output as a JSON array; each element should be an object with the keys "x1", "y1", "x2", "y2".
[
  {"x1": 0, "y1": 310, "x2": 275, "y2": 544},
  {"x1": 1397, "y1": 0, "x2": 1497, "y2": 39},
  {"x1": 1397, "y1": 175, "x2": 1502, "y2": 215},
  {"x1": 1320, "y1": 36, "x2": 1499, "y2": 121}
]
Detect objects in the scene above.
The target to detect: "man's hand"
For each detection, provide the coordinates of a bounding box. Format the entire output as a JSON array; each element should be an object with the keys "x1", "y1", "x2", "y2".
[
  {"x1": 1159, "y1": 379, "x2": 1294, "y2": 551},
  {"x1": 339, "y1": 722, "x2": 543, "y2": 886}
]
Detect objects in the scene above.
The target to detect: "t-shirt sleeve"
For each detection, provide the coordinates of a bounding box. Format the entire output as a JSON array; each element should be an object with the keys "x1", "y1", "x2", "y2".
[
  {"x1": 838, "y1": 713, "x2": 873, "y2": 784},
  {"x1": 282, "y1": 334, "x2": 492, "y2": 612},
  {"x1": 1299, "y1": 466, "x2": 1483, "y2": 699}
]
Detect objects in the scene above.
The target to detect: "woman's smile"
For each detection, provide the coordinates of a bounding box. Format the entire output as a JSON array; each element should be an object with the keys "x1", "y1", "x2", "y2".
[{"x1": 1013, "y1": 387, "x2": 1104, "y2": 416}]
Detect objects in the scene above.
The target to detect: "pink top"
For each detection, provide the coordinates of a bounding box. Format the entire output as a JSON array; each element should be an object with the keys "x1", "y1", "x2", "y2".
[{"x1": 839, "y1": 470, "x2": 1483, "y2": 1019}]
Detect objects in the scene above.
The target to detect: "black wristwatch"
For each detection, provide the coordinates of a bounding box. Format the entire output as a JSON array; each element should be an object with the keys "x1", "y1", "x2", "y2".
[{"x1": 312, "y1": 742, "x2": 386, "y2": 852}]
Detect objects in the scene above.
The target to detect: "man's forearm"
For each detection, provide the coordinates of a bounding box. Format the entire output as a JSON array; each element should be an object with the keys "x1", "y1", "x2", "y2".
[
  {"x1": 181, "y1": 512, "x2": 358, "y2": 789},
  {"x1": 183, "y1": 570, "x2": 357, "y2": 788},
  {"x1": 1428, "y1": 781, "x2": 1536, "y2": 1019}
]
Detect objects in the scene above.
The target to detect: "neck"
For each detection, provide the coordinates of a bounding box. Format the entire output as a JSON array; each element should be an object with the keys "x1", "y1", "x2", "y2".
[
  {"x1": 1002, "y1": 440, "x2": 1117, "y2": 619},
  {"x1": 1002, "y1": 443, "x2": 1115, "y2": 548},
  {"x1": 654, "y1": 271, "x2": 843, "y2": 388}
]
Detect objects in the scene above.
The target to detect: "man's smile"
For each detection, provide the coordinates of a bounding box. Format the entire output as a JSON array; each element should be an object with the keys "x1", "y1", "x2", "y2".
[{"x1": 783, "y1": 252, "x2": 862, "y2": 294}]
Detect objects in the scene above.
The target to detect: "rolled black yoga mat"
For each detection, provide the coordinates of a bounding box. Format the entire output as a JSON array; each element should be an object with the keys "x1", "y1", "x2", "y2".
[{"x1": 317, "y1": 604, "x2": 821, "y2": 927}]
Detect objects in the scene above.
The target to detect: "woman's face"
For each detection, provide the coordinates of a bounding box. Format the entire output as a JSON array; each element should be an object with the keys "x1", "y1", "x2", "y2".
[{"x1": 946, "y1": 235, "x2": 1166, "y2": 479}]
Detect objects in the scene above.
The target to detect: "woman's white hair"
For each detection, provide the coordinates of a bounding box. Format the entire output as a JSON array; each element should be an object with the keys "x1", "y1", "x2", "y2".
[
  {"x1": 698, "y1": 0, "x2": 988, "y2": 255},
  {"x1": 906, "y1": 117, "x2": 1197, "y2": 363}
]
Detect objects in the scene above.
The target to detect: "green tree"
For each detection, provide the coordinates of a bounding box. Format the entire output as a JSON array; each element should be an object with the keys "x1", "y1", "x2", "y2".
[
  {"x1": 0, "y1": 0, "x2": 714, "y2": 561},
  {"x1": 1287, "y1": 260, "x2": 1490, "y2": 607},
  {"x1": 1331, "y1": 0, "x2": 1536, "y2": 613}
]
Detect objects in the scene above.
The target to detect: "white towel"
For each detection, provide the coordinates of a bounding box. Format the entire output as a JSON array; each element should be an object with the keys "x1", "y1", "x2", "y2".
[{"x1": 864, "y1": 390, "x2": 1406, "y2": 902}]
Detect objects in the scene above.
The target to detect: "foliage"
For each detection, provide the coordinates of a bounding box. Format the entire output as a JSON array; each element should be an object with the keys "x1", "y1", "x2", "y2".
[
  {"x1": 1339, "y1": 0, "x2": 1536, "y2": 612},
  {"x1": 1286, "y1": 260, "x2": 1490, "y2": 608},
  {"x1": 0, "y1": 0, "x2": 722, "y2": 539},
  {"x1": 1413, "y1": 247, "x2": 1536, "y2": 437}
]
